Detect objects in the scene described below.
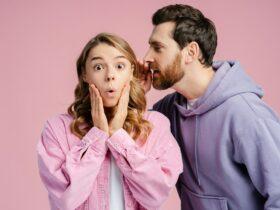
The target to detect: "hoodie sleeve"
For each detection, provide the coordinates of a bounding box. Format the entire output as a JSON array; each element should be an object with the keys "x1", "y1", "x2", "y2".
[
  {"x1": 234, "y1": 118, "x2": 280, "y2": 209},
  {"x1": 37, "y1": 119, "x2": 109, "y2": 210},
  {"x1": 106, "y1": 112, "x2": 183, "y2": 210}
]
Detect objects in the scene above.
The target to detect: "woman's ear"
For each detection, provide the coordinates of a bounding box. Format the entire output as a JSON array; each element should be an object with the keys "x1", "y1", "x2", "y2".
[
  {"x1": 130, "y1": 64, "x2": 135, "y2": 81},
  {"x1": 82, "y1": 71, "x2": 88, "y2": 83},
  {"x1": 131, "y1": 64, "x2": 135, "y2": 71}
]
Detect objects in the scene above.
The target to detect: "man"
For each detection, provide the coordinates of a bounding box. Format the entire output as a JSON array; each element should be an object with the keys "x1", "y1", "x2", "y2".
[{"x1": 140, "y1": 4, "x2": 280, "y2": 210}]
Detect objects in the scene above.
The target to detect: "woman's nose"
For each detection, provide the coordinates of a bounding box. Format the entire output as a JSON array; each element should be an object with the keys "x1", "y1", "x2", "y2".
[{"x1": 106, "y1": 73, "x2": 115, "y2": 81}]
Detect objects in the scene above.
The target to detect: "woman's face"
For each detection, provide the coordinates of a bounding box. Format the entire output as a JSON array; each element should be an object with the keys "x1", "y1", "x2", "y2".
[{"x1": 83, "y1": 43, "x2": 133, "y2": 107}]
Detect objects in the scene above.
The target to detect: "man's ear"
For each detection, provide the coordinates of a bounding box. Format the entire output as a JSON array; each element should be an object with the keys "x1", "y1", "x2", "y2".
[{"x1": 182, "y1": 41, "x2": 200, "y2": 64}]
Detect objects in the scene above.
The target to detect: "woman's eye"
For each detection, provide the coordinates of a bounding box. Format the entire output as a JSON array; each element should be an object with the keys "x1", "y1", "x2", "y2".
[
  {"x1": 116, "y1": 63, "x2": 125, "y2": 70},
  {"x1": 93, "y1": 64, "x2": 103, "y2": 71}
]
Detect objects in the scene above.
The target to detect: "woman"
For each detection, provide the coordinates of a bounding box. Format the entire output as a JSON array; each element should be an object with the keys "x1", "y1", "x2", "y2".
[{"x1": 37, "y1": 33, "x2": 183, "y2": 210}]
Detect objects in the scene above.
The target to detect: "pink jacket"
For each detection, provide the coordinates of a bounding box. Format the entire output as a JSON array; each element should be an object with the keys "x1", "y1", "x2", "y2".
[{"x1": 37, "y1": 111, "x2": 183, "y2": 210}]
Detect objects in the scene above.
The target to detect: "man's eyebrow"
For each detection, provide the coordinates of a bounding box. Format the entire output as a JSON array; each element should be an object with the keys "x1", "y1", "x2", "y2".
[{"x1": 149, "y1": 40, "x2": 165, "y2": 46}]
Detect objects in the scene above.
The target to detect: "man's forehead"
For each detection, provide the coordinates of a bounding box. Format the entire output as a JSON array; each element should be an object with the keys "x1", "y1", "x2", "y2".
[{"x1": 149, "y1": 22, "x2": 176, "y2": 44}]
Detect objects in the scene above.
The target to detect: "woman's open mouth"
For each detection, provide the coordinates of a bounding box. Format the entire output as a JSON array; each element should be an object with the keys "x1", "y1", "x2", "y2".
[{"x1": 105, "y1": 88, "x2": 117, "y2": 98}]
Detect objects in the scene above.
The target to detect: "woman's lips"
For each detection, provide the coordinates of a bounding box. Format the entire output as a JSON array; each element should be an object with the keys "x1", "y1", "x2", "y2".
[{"x1": 104, "y1": 88, "x2": 117, "y2": 98}]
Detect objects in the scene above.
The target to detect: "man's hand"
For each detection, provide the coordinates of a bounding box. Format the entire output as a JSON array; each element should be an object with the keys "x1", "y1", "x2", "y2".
[{"x1": 138, "y1": 59, "x2": 152, "y2": 93}]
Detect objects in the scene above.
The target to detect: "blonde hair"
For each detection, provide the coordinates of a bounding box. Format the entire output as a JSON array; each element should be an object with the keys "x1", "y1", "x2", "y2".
[{"x1": 67, "y1": 33, "x2": 152, "y2": 141}]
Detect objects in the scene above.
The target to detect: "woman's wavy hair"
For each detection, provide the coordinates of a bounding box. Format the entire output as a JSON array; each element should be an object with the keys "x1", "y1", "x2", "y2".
[{"x1": 67, "y1": 33, "x2": 152, "y2": 142}]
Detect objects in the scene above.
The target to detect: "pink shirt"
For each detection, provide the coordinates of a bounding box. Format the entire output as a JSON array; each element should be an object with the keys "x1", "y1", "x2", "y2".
[{"x1": 37, "y1": 111, "x2": 183, "y2": 210}]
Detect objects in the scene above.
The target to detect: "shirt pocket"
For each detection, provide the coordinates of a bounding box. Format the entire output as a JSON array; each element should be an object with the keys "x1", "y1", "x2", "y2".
[{"x1": 181, "y1": 184, "x2": 228, "y2": 210}]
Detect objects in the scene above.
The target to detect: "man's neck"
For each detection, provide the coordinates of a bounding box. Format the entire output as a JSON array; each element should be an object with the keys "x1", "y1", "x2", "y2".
[{"x1": 173, "y1": 65, "x2": 215, "y2": 100}]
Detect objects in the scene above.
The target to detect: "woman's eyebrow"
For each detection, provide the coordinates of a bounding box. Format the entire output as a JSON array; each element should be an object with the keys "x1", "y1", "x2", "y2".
[
  {"x1": 91, "y1": 56, "x2": 103, "y2": 61},
  {"x1": 114, "y1": 55, "x2": 126, "y2": 59},
  {"x1": 90, "y1": 55, "x2": 126, "y2": 61}
]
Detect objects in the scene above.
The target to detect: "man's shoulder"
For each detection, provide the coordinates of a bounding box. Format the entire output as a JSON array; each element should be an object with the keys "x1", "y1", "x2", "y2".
[
  {"x1": 219, "y1": 93, "x2": 280, "y2": 136},
  {"x1": 152, "y1": 91, "x2": 178, "y2": 112},
  {"x1": 224, "y1": 93, "x2": 279, "y2": 122}
]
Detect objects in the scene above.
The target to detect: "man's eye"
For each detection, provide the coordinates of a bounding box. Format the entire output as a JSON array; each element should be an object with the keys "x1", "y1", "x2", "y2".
[
  {"x1": 116, "y1": 63, "x2": 125, "y2": 70},
  {"x1": 93, "y1": 64, "x2": 103, "y2": 71},
  {"x1": 154, "y1": 46, "x2": 161, "y2": 52}
]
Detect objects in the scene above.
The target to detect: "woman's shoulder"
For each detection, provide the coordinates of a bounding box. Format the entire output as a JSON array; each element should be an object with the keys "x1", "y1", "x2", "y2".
[
  {"x1": 40, "y1": 113, "x2": 79, "y2": 151},
  {"x1": 144, "y1": 110, "x2": 170, "y2": 127},
  {"x1": 44, "y1": 113, "x2": 73, "y2": 129},
  {"x1": 139, "y1": 111, "x2": 174, "y2": 153},
  {"x1": 42, "y1": 113, "x2": 74, "y2": 140}
]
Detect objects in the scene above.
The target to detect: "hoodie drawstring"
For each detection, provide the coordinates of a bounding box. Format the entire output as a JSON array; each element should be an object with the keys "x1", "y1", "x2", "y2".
[{"x1": 194, "y1": 115, "x2": 201, "y2": 186}]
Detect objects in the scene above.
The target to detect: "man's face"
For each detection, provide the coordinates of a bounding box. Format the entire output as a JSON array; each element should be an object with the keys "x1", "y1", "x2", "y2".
[{"x1": 144, "y1": 22, "x2": 184, "y2": 90}]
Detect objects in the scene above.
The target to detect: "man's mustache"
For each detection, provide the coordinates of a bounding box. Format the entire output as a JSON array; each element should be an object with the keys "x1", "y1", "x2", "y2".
[
  {"x1": 149, "y1": 63, "x2": 160, "y2": 73},
  {"x1": 153, "y1": 69, "x2": 161, "y2": 74}
]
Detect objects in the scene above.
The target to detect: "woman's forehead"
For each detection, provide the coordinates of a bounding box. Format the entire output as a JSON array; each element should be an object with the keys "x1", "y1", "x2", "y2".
[{"x1": 88, "y1": 43, "x2": 128, "y2": 61}]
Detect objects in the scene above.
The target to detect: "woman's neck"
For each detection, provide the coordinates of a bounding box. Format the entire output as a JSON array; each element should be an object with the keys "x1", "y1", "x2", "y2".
[{"x1": 104, "y1": 106, "x2": 116, "y2": 122}]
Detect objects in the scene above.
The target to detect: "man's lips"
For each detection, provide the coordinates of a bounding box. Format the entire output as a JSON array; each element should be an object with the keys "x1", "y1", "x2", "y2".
[{"x1": 152, "y1": 69, "x2": 161, "y2": 78}]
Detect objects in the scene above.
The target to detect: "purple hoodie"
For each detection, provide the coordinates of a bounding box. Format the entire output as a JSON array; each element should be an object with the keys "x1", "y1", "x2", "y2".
[{"x1": 153, "y1": 61, "x2": 280, "y2": 210}]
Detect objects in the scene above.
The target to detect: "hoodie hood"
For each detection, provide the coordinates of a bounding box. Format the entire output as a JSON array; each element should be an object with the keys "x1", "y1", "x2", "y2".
[
  {"x1": 175, "y1": 61, "x2": 264, "y2": 117},
  {"x1": 173, "y1": 61, "x2": 264, "y2": 187}
]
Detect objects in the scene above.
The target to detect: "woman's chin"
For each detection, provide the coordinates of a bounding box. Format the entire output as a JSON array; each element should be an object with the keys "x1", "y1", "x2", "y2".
[{"x1": 103, "y1": 100, "x2": 118, "y2": 108}]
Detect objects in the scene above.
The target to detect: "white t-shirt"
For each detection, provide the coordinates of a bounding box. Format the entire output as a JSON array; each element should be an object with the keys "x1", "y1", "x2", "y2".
[
  {"x1": 187, "y1": 98, "x2": 199, "y2": 110},
  {"x1": 109, "y1": 154, "x2": 125, "y2": 210}
]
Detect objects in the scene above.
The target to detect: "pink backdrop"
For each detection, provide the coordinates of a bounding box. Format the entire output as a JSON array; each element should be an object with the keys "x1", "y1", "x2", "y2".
[{"x1": 1, "y1": 0, "x2": 280, "y2": 209}]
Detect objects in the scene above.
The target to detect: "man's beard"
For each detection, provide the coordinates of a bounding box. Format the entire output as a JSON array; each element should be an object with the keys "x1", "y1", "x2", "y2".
[{"x1": 152, "y1": 53, "x2": 184, "y2": 90}]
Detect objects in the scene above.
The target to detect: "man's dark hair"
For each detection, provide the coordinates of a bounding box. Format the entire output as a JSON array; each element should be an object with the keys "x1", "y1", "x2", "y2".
[{"x1": 152, "y1": 4, "x2": 217, "y2": 67}]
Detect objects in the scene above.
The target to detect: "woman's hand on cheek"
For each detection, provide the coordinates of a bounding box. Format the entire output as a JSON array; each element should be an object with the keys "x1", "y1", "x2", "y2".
[
  {"x1": 89, "y1": 84, "x2": 109, "y2": 134},
  {"x1": 109, "y1": 83, "x2": 130, "y2": 136}
]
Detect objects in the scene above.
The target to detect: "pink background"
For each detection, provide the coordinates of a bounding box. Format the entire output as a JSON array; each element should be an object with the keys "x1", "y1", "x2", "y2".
[{"x1": 1, "y1": 0, "x2": 280, "y2": 209}]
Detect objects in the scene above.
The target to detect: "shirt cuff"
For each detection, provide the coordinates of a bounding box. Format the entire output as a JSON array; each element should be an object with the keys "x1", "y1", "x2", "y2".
[
  {"x1": 79, "y1": 126, "x2": 109, "y2": 155},
  {"x1": 106, "y1": 128, "x2": 136, "y2": 156}
]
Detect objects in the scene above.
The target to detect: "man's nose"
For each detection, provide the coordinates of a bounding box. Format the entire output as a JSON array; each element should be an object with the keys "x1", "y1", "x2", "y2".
[{"x1": 144, "y1": 49, "x2": 154, "y2": 63}]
